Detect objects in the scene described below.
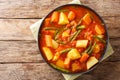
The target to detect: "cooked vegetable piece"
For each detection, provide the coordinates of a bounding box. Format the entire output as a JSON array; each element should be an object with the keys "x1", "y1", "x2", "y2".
[
  {"x1": 97, "y1": 35, "x2": 104, "y2": 38},
  {"x1": 80, "y1": 41, "x2": 92, "y2": 62},
  {"x1": 67, "y1": 49, "x2": 81, "y2": 60},
  {"x1": 95, "y1": 25, "x2": 105, "y2": 35},
  {"x1": 54, "y1": 29, "x2": 59, "y2": 40},
  {"x1": 56, "y1": 59, "x2": 64, "y2": 68},
  {"x1": 84, "y1": 31, "x2": 93, "y2": 40},
  {"x1": 62, "y1": 29, "x2": 70, "y2": 37},
  {"x1": 88, "y1": 42, "x2": 97, "y2": 54},
  {"x1": 77, "y1": 18, "x2": 83, "y2": 26},
  {"x1": 80, "y1": 41, "x2": 92, "y2": 63},
  {"x1": 86, "y1": 56, "x2": 98, "y2": 70},
  {"x1": 51, "y1": 11, "x2": 59, "y2": 23},
  {"x1": 93, "y1": 35, "x2": 106, "y2": 43},
  {"x1": 83, "y1": 13, "x2": 92, "y2": 25},
  {"x1": 58, "y1": 12, "x2": 69, "y2": 25},
  {"x1": 50, "y1": 63, "x2": 70, "y2": 72},
  {"x1": 64, "y1": 57, "x2": 71, "y2": 69},
  {"x1": 72, "y1": 61, "x2": 82, "y2": 72},
  {"x1": 84, "y1": 41, "x2": 92, "y2": 53},
  {"x1": 57, "y1": 41, "x2": 66, "y2": 44},
  {"x1": 76, "y1": 40, "x2": 88, "y2": 48},
  {"x1": 69, "y1": 30, "x2": 81, "y2": 42},
  {"x1": 60, "y1": 48, "x2": 73, "y2": 54},
  {"x1": 70, "y1": 20, "x2": 77, "y2": 26},
  {"x1": 45, "y1": 35, "x2": 52, "y2": 47},
  {"x1": 42, "y1": 47, "x2": 53, "y2": 60},
  {"x1": 68, "y1": 11, "x2": 76, "y2": 21},
  {"x1": 52, "y1": 39, "x2": 59, "y2": 49},
  {"x1": 54, "y1": 26, "x2": 66, "y2": 40},
  {"x1": 80, "y1": 53, "x2": 89, "y2": 63},
  {"x1": 77, "y1": 25, "x2": 86, "y2": 30},
  {"x1": 44, "y1": 27, "x2": 57, "y2": 30},
  {"x1": 52, "y1": 52, "x2": 60, "y2": 61},
  {"x1": 71, "y1": 27, "x2": 76, "y2": 33},
  {"x1": 93, "y1": 44, "x2": 100, "y2": 53},
  {"x1": 44, "y1": 18, "x2": 51, "y2": 26}
]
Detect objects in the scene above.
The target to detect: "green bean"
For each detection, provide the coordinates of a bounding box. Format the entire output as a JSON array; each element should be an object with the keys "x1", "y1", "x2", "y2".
[
  {"x1": 84, "y1": 41, "x2": 92, "y2": 53},
  {"x1": 50, "y1": 63, "x2": 70, "y2": 73},
  {"x1": 77, "y1": 18, "x2": 83, "y2": 26},
  {"x1": 88, "y1": 42, "x2": 97, "y2": 54},
  {"x1": 44, "y1": 27, "x2": 57, "y2": 30},
  {"x1": 93, "y1": 35, "x2": 106, "y2": 43},
  {"x1": 69, "y1": 31, "x2": 77, "y2": 41},
  {"x1": 69, "y1": 30, "x2": 81, "y2": 42},
  {"x1": 60, "y1": 48, "x2": 73, "y2": 54},
  {"x1": 58, "y1": 41, "x2": 66, "y2": 45},
  {"x1": 77, "y1": 25, "x2": 86, "y2": 30},
  {"x1": 54, "y1": 27, "x2": 67, "y2": 40},
  {"x1": 54, "y1": 29, "x2": 60, "y2": 40}
]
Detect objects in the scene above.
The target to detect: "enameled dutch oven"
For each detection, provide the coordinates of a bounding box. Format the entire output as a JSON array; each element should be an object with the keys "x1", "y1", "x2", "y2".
[{"x1": 37, "y1": 4, "x2": 109, "y2": 74}]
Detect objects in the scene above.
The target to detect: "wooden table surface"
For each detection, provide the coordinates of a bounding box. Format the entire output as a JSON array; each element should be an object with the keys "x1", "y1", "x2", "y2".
[{"x1": 0, "y1": 0, "x2": 120, "y2": 80}]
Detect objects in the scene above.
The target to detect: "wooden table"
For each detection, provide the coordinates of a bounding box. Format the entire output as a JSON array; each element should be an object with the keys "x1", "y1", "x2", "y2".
[{"x1": 0, "y1": 0, "x2": 119, "y2": 80}]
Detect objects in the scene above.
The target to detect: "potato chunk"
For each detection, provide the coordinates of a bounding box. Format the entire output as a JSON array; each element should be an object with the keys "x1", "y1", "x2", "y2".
[
  {"x1": 67, "y1": 49, "x2": 81, "y2": 60},
  {"x1": 42, "y1": 47, "x2": 53, "y2": 60},
  {"x1": 86, "y1": 56, "x2": 98, "y2": 70},
  {"x1": 76, "y1": 40, "x2": 88, "y2": 48},
  {"x1": 52, "y1": 39, "x2": 59, "y2": 49},
  {"x1": 52, "y1": 52, "x2": 60, "y2": 61},
  {"x1": 58, "y1": 12, "x2": 69, "y2": 25},
  {"x1": 62, "y1": 29, "x2": 70, "y2": 37}
]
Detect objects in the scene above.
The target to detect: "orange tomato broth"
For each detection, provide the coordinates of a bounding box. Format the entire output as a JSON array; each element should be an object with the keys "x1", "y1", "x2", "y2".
[{"x1": 39, "y1": 5, "x2": 106, "y2": 73}]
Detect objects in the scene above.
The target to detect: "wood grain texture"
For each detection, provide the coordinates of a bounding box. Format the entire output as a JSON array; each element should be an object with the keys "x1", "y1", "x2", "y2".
[
  {"x1": 0, "y1": 40, "x2": 42, "y2": 63},
  {"x1": 0, "y1": 19, "x2": 37, "y2": 40},
  {"x1": 0, "y1": 0, "x2": 119, "y2": 18},
  {"x1": 0, "y1": 63, "x2": 64, "y2": 80},
  {"x1": 76, "y1": 62, "x2": 120, "y2": 80},
  {"x1": 0, "y1": 17, "x2": 119, "y2": 41},
  {"x1": 0, "y1": 38, "x2": 119, "y2": 63},
  {"x1": 0, "y1": 62, "x2": 119, "y2": 80},
  {"x1": 0, "y1": 0, "x2": 119, "y2": 80}
]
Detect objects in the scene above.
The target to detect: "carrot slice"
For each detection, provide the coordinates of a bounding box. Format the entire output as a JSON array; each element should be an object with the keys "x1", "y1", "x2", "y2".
[
  {"x1": 56, "y1": 59, "x2": 64, "y2": 68},
  {"x1": 83, "y1": 13, "x2": 92, "y2": 25},
  {"x1": 80, "y1": 53, "x2": 89, "y2": 63},
  {"x1": 44, "y1": 18, "x2": 51, "y2": 26},
  {"x1": 64, "y1": 57, "x2": 70, "y2": 69},
  {"x1": 51, "y1": 11, "x2": 59, "y2": 23},
  {"x1": 45, "y1": 35, "x2": 52, "y2": 47},
  {"x1": 95, "y1": 25, "x2": 105, "y2": 35},
  {"x1": 68, "y1": 11, "x2": 76, "y2": 21}
]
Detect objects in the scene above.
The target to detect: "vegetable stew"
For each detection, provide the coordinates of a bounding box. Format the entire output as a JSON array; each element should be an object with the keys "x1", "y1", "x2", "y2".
[{"x1": 38, "y1": 5, "x2": 107, "y2": 73}]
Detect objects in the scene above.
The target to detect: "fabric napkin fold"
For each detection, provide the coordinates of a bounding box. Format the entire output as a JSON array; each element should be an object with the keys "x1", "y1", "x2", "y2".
[{"x1": 30, "y1": 0, "x2": 114, "y2": 80}]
